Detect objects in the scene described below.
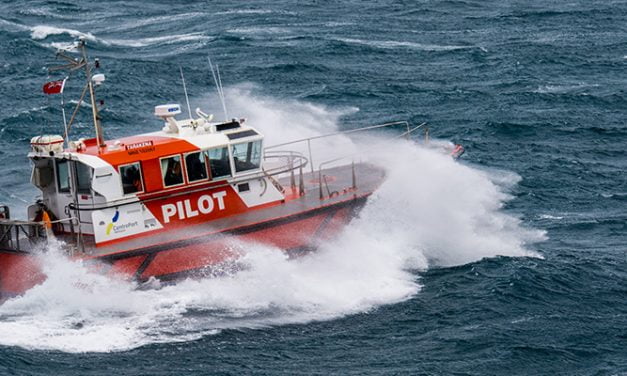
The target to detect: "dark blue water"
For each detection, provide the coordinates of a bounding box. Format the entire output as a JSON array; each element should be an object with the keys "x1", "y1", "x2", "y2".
[{"x1": 1, "y1": 0, "x2": 626, "y2": 374}]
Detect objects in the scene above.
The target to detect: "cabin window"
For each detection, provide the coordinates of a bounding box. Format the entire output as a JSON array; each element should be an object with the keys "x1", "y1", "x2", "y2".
[
  {"x1": 205, "y1": 147, "x2": 231, "y2": 179},
  {"x1": 75, "y1": 162, "x2": 92, "y2": 194},
  {"x1": 185, "y1": 152, "x2": 208, "y2": 183},
  {"x1": 56, "y1": 159, "x2": 70, "y2": 193},
  {"x1": 119, "y1": 162, "x2": 144, "y2": 194},
  {"x1": 32, "y1": 159, "x2": 54, "y2": 189},
  {"x1": 232, "y1": 140, "x2": 262, "y2": 173},
  {"x1": 161, "y1": 155, "x2": 184, "y2": 187}
]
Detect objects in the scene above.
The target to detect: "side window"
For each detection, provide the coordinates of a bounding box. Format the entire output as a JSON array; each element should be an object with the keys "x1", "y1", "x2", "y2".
[
  {"x1": 205, "y1": 147, "x2": 231, "y2": 179},
  {"x1": 32, "y1": 159, "x2": 54, "y2": 189},
  {"x1": 185, "y1": 152, "x2": 208, "y2": 183},
  {"x1": 161, "y1": 155, "x2": 184, "y2": 187},
  {"x1": 119, "y1": 162, "x2": 144, "y2": 194},
  {"x1": 75, "y1": 162, "x2": 92, "y2": 194},
  {"x1": 232, "y1": 141, "x2": 262, "y2": 173},
  {"x1": 56, "y1": 159, "x2": 70, "y2": 193}
]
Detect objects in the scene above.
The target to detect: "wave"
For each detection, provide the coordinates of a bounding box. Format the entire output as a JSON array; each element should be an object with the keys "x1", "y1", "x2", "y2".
[
  {"x1": 227, "y1": 26, "x2": 292, "y2": 35},
  {"x1": 115, "y1": 12, "x2": 206, "y2": 31},
  {"x1": 334, "y1": 37, "x2": 477, "y2": 52},
  {"x1": 106, "y1": 33, "x2": 213, "y2": 48},
  {"x1": 216, "y1": 9, "x2": 297, "y2": 16},
  {"x1": 538, "y1": 214, "x2": 564, "y2": 220},
  {"x1": 534, "y1": 83, "x2": 600, "y2": 94},
  {"x1": 30, "y1": 25, "x2": 96, "y2": 42},
  {"x1": 28, "y1": 23, "x2": 212, "y2": 50}
]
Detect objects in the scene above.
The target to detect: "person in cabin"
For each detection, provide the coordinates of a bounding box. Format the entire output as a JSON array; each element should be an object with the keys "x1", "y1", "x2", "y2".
[
  {"x1": 132, "y1": 170, "x2": 142, "y2": 192},
  {"x1": 186, "y1": 153, "x2": 207, "y2": 181},
  {"x1": 164, "y1": 159, "x2": 183, "y2": 186},
  {"x1": 122, "y1": 165, "x2": 142, "y2": 194}
]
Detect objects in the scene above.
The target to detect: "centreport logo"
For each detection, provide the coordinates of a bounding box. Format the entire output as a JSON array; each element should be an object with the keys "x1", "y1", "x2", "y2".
[{"x1": 106, "y1": 210, "x2": 120, "y2": 235}]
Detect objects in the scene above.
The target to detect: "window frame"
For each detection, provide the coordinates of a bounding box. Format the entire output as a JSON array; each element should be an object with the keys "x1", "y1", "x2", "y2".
[
  {"x1": 183, "y1": 151, "x2": 210, "y2": 184},
  {"x1": 118, "y1": 161, "x2": 145, "y2": 195},
  {"x1": 159, "y1": 154, "x2": 186, "y2": 189},
  {"x1": 74, "y1": 161, "x2": 93, "y2": 195},
  {"x1": 205, "y1": 146, "x2": 233, "y2": 180},
  {"x1": 230, "y1": 139, "x2": 263, "y2": 175},
  {"x1": 55, "y1": 159, "x2": 71, "y2": 194}
]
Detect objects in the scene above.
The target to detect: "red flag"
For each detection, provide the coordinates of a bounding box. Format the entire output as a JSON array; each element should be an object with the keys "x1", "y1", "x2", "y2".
[{"x1": 42, "y1": 79, "x2": 66, "y2": 95}]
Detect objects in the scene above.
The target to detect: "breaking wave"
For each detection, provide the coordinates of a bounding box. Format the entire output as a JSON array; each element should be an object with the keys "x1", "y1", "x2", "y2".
[
  {"x1": 28, "y1": 24, "x2": 211, "y2": 50},
  {"x1": 0, "y1": 89, "x2": 544, "y2": 353},
  {"x1": 30, "y1": 25, "x2": 97, "y2": 42},
  {"x1": 106, "y1": 33, "x2": 213, "y2": 48}
]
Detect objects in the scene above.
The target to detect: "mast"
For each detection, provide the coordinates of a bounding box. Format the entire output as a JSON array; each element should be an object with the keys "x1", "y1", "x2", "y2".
[
  {"x1": 50, "y1": 37, "x2": 106, "y2": 152},
  {"x1": 79, "y1": 39, "x2": 106, "y2": 149}
]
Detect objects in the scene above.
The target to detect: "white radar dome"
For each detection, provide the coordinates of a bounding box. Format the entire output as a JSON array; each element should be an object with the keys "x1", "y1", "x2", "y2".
[{"x1": 154, "y1": 104, "x2": 182, "y2": 118}]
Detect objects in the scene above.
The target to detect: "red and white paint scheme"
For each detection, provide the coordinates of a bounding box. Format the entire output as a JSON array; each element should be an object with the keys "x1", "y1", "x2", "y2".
[{"x1": 0, "y1": 41, "x2": 390, "y2": 300}]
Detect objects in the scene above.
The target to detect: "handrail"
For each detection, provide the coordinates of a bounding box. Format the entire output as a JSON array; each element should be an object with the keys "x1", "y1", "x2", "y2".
[
  {"x1": 264, "y1": 120, "x2": 419, "y2": 176},
  {"x1": 313, "y1": 121, "x2": 428, "y2": 171},
  {"x1": 67, "y1": 120, "x2": 423, "y2": 212},
  {"x1": 68, "y1": 152, "x2": 309, "y2": 212},
  {"x1": 309, "y1": 121, "x2": 428, "y2": 200},
  {"x1": 0, "y1": 216, "x2": 81, "y2": 253},
  {"x1": 0, "y1": 216, "x2": 79, "y2": 227},
  {"x1": 263, "y1": 151, "x2": 307, "y2": 171},
  {"x1": 264, "y1": 121, "x2": 411, "y2": 150}
]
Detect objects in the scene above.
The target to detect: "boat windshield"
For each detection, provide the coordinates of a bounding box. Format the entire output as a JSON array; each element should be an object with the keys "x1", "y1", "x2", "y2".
[
  {"x1": 205, "y1": 147, "x2": 231, "y2": 179},
  {"x1": 232, "y1": 140, "x2": 262, "y2": 173}
]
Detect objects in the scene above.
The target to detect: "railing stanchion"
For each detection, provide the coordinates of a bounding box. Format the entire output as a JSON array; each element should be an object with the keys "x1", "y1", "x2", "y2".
[
  {"x1": 289, "y1": 153, "x2": 296, "y2": 191},
  {"x1": 318, "y1": 169, "x2": 324, "y2": 200},
  {"x1": 299, "y1": 164, "x2": 305, "y2": 196},
  {"x1": 352, "y1": 160, "x2": 357, "y2": 190},
  {"x1": 307, "y1": 139, "x2": 314, "y2": 176}
]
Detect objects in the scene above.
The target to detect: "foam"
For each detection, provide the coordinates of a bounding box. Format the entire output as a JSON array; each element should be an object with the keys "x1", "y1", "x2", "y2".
[
  {"x1": 335, "y1": 37, "x2": 473, "y2": 52},
  {"x1": 0, "y1": 89, "x2": 544, "y2": 353},
  {"x1": 30, "y1": 25, "x2": 97, "y2": 42},
  {"x1": 106, "y1": 33, "x2": 213, "y2": 48},
  {"x1": 534, "y1": 83, "x2": 599, "y2": 94},
  {"x1": 29, "y1": 24, "x2": 210, "y2": 50}
]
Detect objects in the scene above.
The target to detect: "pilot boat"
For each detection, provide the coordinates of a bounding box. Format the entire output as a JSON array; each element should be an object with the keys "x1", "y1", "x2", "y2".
[{"x1": 0, "y1": 40, "x2": 424, "y2": 300}]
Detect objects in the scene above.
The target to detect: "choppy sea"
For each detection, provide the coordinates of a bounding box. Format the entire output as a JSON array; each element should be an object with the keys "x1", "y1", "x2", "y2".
[{"x1": 0, "y1": 0, "x2": 626, "y2": 374}]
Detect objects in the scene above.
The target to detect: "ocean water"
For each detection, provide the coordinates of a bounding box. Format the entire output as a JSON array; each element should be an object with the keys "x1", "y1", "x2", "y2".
[{"x1": 0, "y1": 0, "x2": 626, "y2": 374}]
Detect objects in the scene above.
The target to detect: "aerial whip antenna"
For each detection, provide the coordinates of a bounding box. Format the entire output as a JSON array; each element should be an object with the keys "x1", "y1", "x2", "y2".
[
  {"x1": 208, "y1": 57, "x2": 228, "y2": 120},
  {"x1": 179, "y1": 65, "x2": 193, "y2": 119}
]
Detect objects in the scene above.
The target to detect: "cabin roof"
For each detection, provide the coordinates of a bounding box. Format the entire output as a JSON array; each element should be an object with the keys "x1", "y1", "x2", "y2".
[{"x1": 57, "y1": 123, "x2": 263, "y2": 167}]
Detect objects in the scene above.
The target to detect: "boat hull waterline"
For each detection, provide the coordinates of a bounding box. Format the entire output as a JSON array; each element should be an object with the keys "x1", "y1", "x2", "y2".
[{"x1": 0, "y1": 164, "x2": 382, "y2": 300}]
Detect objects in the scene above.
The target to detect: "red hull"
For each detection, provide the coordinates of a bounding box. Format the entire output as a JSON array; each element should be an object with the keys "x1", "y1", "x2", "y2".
[{"x1": 0, "y1": 198, "x2": 364, "y2": 300}]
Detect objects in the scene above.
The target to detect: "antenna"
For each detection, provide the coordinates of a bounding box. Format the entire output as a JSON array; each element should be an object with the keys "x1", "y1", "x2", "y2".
[
  {"x1": 179, "y1": 65, "x2": 193, "y2": 119},
  {"x1": 216, "y1": 64, "x2": 227, "y2": 116},
  {"x1": 208, "y1": 57, "x2": 228, "y2": 120},
  {"x1": 60, "y1": 77, "x2": 69, "y2": 144}
]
